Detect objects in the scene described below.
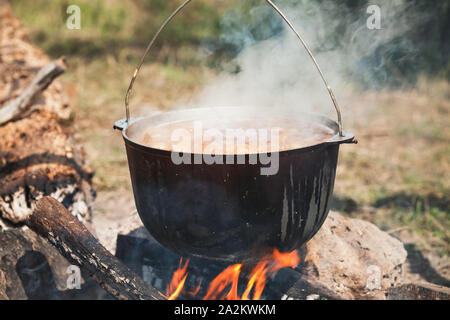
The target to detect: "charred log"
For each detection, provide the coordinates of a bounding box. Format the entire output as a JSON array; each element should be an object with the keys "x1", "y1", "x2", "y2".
[
  {"x1": 26, "y1": 197, "x2": 165, "y2": 300},
  {"x1": 0, "y1": 224, "x2": 108, "y2": 300}
]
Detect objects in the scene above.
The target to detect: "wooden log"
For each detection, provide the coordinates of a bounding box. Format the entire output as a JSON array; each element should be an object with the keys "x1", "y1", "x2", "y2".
[
  {"x1": 26, "y1": 197, "x2": 166, "y2": 300},
  {"x1": 0, "y1": 269, "x2": 7, "y2": 300},
  {"x1": 0, "y1": 225, "x2": 106, "y2": 299},
  {"x1": 0, "y1": 58, "x2": 66, "y2": 126},
  {"x1": 387, "y1": 282, "x2": 450, "y2": 300}
]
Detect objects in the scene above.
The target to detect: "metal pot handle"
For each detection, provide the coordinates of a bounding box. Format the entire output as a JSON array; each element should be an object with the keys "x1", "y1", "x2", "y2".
[{"x1": 125, "y1": 0, "x2": 344, "y2": 136}]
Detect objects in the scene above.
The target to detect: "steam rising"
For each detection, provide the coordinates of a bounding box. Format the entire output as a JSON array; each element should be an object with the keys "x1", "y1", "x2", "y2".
[{"x1": 179, "y1": 0, "x2": 433, "y2": 124}]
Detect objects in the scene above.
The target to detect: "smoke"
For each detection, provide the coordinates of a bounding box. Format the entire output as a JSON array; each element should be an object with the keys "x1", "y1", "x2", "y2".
[{"x1": 178, "y1": 0, "x2": 436, "y2": 124}]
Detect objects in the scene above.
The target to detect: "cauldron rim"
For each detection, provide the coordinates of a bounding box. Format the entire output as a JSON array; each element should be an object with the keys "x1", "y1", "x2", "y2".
[{"x1": 117, "y1": 106, "x2": 355, "y2": 157}]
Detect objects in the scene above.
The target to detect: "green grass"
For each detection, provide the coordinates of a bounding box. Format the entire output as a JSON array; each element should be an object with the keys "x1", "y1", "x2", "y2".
[
  {"x1": 11, "y1": 0, "x2": 130, "y2": 54},
  {"x1": 334, "y1": 79, "x2": 450, "y2": 257},
  {"x1": 10, "y1": 0, "x2": 230, "y2": 61}
]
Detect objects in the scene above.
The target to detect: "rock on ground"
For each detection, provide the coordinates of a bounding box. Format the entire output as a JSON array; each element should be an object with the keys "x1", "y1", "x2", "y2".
[{"x1": 299, "y1": 211, "x2": 407, "y2": 299}]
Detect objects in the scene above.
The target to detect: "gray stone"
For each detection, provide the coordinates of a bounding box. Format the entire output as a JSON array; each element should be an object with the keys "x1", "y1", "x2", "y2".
[{"x1": 300, "y1": 211, "x2": 408, "y2": 299}]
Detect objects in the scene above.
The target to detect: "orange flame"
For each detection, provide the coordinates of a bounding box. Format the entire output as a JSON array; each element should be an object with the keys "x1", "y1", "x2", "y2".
[
  {"x1": 203, "y1": 264, "x2": 242, "y2": 300},
  {"x1": 272, "y1": 249, "x2": 300, "y2": 272},
  {"x1": 166, "y1": 249, "x2": 299, "y2": 300},
  {"x1": 241, "y1": 249, "x2": 300, "y2": 300},
  {"x1": 186, "y1": 279, "x2": 202, "y2": 296},
  {"x1": 166, "y1": 258, "x2": 189, "y2": 300},
  {"x1": 241, "y1": 261, "x2": 268, "y2": 300}
]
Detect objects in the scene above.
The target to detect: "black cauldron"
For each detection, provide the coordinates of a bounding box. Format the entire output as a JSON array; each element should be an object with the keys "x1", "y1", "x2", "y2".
[
  {"x1": 115, "y1": 107, "x2": 355, "y2": 261},
  {"x1": 115, "y1": 0, "x2": 356, "y2": 261}
]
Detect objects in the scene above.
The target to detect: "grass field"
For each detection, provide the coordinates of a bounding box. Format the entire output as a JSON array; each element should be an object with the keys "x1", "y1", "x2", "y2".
[
  {"x1": 10, "y1": 0, "x2": 449, "y2": 267},
  {"x1": 335, "y1": 80, "x2": 449, "y2": 256}
]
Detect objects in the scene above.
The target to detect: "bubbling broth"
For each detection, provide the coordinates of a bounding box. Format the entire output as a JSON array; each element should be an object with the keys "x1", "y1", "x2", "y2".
[{"x1": 133, "y1": 117, "x2": 335, "y2": 154}]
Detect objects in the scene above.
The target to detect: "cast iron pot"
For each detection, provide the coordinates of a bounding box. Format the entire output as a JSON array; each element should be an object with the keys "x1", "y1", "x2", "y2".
[
  {"x1": 115, "y1": 0, "x2": 356, "y2": 261},
  {"x1": 115, "y1": 107, "x2": 355, "y2": 261}
]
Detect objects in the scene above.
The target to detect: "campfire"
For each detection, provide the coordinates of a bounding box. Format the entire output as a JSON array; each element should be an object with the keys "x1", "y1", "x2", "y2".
[
  {"x1": 111, "y1": 0, "x2": 354, "y2": 300},
  {"x1": 165, "y1": 249, "x2": 300, "y2": 300}
]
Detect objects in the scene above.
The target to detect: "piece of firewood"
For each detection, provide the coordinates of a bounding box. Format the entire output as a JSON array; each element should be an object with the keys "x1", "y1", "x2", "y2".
[
  {"x1": 0, "y1": 58, "x2": 66, "y2": 126},
  {"x1": 25, "y1": 197, "x2": 166, "y2": 300},
  {"x1": 387, "y1": 282, "x2": 450, "y2": 300}
]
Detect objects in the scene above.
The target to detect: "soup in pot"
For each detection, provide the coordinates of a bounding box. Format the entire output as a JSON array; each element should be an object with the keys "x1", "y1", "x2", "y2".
[{"x1": 134, "y1": 117, "x2": 335, "y2": 154}]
